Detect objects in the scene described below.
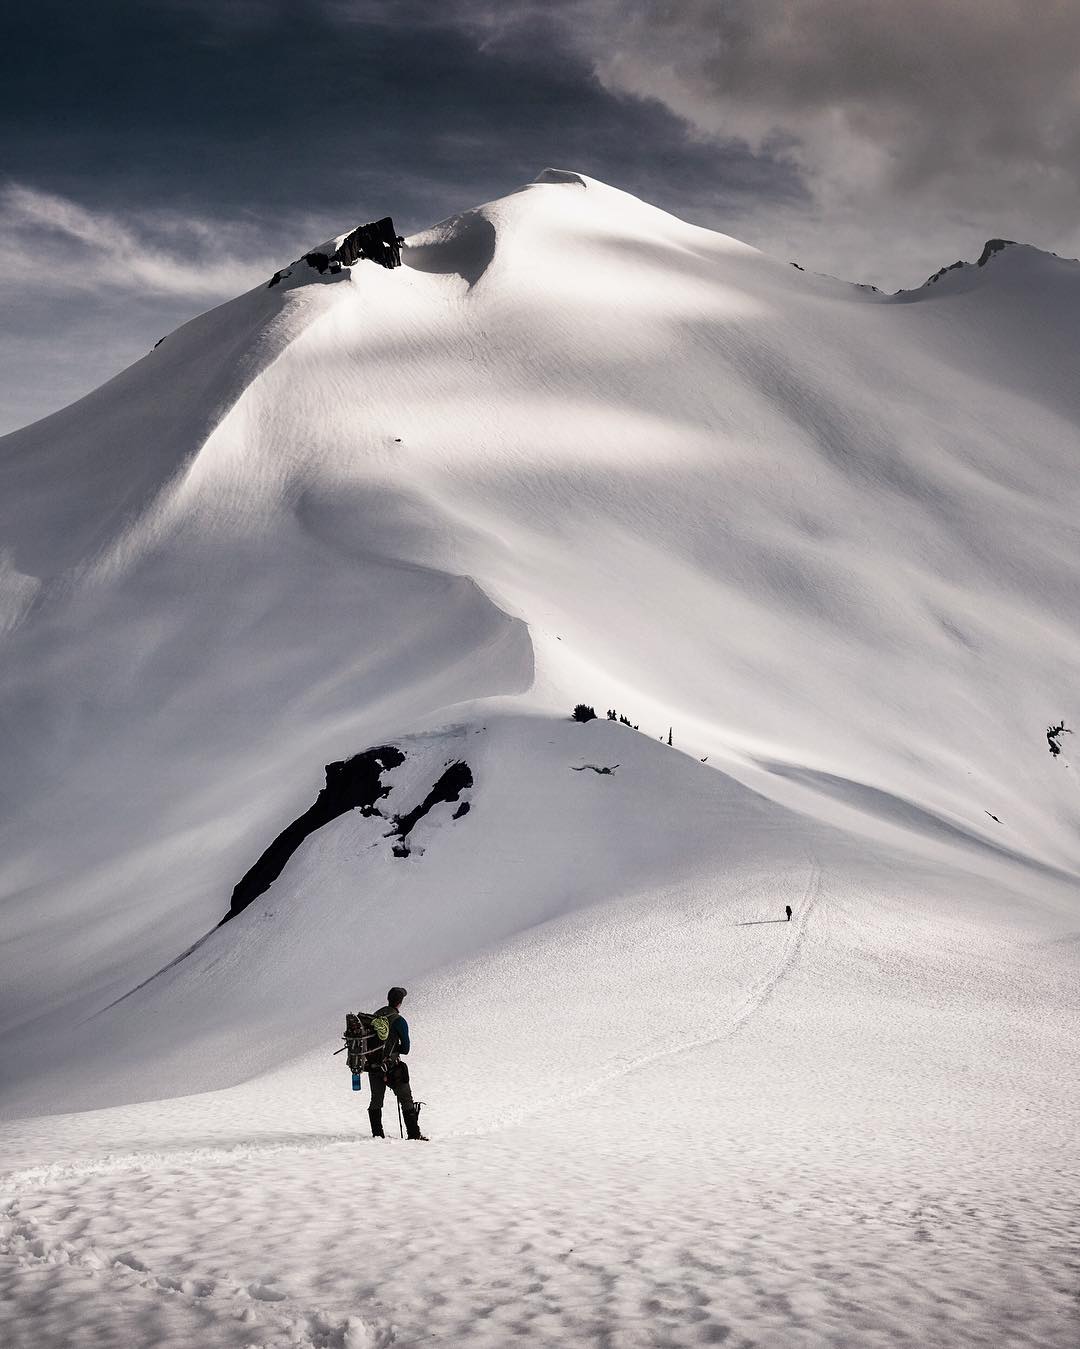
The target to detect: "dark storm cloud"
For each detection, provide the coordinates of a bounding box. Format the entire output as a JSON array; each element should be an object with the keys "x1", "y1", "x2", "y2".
[
  {"x1": 462, "y1": 0, "x2": 1080, "y2": 285},
  {"x1": 461, "y1": 1, "x2": 1080, "y2": 194},
  {"x1": 8, "y1": 1, "x2": 1080, "y2": 434},
  {"x1": 0, "y1": 0, "x2": 798, "y2": 233},
  {"x1": 590, "y1": 1, "x2": 1080, "y2": 192}
]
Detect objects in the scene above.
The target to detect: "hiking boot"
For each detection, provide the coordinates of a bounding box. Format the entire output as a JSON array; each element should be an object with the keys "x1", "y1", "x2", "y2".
[
  {"x1": 367, "y1": 1107, "x2": 385, "y2": 1138},
  {"x1": 402, "y1": 1107, "x2": 428, "y2": 1141}
]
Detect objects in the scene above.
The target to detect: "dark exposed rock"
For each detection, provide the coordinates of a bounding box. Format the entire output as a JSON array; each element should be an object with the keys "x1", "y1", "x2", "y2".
[
  {"x1": 571, "y1": 764, "x2": 619, "y2": 775},
  {"x1": 267, "y1": 268, "x2": 292, "y2": 288},
  {"x1": 925, "y1": 258, "x2": 966, "y2": 286},
  {"x1": 923, "y1": 239, "x2": 1016, "y2": 288},
  {"x1": 909, "y1": 237, "x2": 1080, "y2": 296},
  {"x1": 388, "y1": 761, "x2": 473, "y2": 857},
  {"x1": 336, "y1": 216, "x2": 403, "y2": 269},
  {"x1": 977, "y1": 238, "x2": 1015, "y2": 267},
  {"x1": 221, "y1": 745, "x2": 405, "y2": 923},
  {"x1": 452, "y1": 801, "x2": 470, "y2": 819},
  {"x1": 286, "y1": 218, "x2": 404, "y2": 284},
  {"x1": 1047, "y1": 722, "x2": 1071, "y2": 757}
]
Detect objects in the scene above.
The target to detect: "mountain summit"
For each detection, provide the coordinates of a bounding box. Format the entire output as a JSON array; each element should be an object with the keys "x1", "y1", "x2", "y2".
[{"x1": 912, "y1": 235, "x2": 1079, "y2": 293}]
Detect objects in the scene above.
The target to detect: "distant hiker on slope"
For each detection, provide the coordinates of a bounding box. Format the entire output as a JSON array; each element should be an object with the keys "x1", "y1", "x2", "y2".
[
  {"x1": 785, "y1": 905, "x2": 792, "y2": 922},
  {"x1": 366, "y1": 987, "x2": 428, "y2": 1141}
]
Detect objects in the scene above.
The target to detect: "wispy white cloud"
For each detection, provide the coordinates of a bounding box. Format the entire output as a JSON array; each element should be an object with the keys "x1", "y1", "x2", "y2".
[
  {"x1": 0, "y1": 184, "x2": 285, "y2": 299},
  {"x1": 0, "y1": 184, "x2": 333, "y2": 436}
]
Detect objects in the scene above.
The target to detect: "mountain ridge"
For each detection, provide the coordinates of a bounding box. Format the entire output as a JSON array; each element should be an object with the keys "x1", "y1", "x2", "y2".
[{"x1": 257, "y1": 170, "x2": 1077, "y2": 312}]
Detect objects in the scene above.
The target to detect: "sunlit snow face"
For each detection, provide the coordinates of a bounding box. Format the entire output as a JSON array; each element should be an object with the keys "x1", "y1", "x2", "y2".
[
  {"x1": 7, "y1": 0, "x2": 1080, "y2": 441},
  {"x1": 0, "y1": 0, "x2": 798, "y2": 436}
]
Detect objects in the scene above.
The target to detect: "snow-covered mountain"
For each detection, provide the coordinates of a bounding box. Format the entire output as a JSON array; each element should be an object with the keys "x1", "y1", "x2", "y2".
[{"x1": 2, "y1": 171, "x2": 1078, "y2": 1349}]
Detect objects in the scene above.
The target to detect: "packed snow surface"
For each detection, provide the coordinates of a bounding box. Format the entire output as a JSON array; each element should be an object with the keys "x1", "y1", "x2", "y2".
[{"x1": 1, "y1": 172, "x2": 1078, "y2": 1347}]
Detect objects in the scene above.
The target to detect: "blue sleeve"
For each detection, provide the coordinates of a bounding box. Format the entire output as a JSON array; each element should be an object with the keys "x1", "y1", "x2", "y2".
[{"x1": 396, "y1": 1016, "x2": 410, "y2": 1055}]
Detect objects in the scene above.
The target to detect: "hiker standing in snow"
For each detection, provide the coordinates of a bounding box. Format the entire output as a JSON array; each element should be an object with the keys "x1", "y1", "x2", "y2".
[
  {"x1": 367, "y1": 987, "x2": 428, "y2": 1141},
  {"x1": 785, "y1": 905, "x2": 792, "y2": 921}
]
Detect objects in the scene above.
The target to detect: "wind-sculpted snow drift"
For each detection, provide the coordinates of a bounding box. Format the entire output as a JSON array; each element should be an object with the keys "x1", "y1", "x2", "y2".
[{"x1": 1, "y1": 171, "x2": 1079, "y2": 1349}]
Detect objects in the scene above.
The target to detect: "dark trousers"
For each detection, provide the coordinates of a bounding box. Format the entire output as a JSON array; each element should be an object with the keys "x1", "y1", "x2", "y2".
[{"x1": 367, "y1": 1060, "x2": 415, "y2": 1113}]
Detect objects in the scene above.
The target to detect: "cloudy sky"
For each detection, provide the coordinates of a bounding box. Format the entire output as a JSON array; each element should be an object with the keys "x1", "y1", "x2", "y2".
[{"x1": 4, "y1": 0, "x2": 1080, "y2": 434}]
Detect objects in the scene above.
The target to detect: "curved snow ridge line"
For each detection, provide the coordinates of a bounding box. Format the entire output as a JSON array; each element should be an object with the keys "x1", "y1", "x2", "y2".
[
  {"x1": 88, "y1": 273, "x2": 355, "y2": 581},
  {"x1": 0, "y1": 1132, "x2": 365, "y2": 1192},
  {"x1": 81, "y1": 287, "x2": 341, "y2": 583},
  {"x1": 93, "y1": 925, "x2": 216, "y2": 1015},
  {"x1": 457, "y1": 863, "x2": 823, "y2": 1137},
  {"x1": 140, "y1": 287, "x2": 347, "y2": 525},
  {"x1": 0, "y1": 1196, "x2": 395, "y2": 1349},
  {"x1": 759, "y1": 761, "x2": 1080, "y2": 887},
  {"x1": 0, "y1": 298, "x2": 282, "y2": 578}
]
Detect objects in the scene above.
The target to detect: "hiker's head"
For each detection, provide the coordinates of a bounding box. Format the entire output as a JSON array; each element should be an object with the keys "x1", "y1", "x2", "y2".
[{"x1": 387, "y1": 986, "x2": 407, "y2": 1009}]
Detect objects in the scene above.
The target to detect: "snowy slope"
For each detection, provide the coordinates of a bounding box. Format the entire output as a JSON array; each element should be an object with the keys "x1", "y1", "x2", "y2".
[
  {"x1": 3, "y1": 713, "x2": 1077, "y2": 1347},
  {"x1": 2, "y1": 170, "x2": 1079, "y2": 1348}
]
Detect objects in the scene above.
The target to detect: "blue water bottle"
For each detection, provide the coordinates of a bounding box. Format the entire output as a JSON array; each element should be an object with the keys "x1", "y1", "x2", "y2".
[{"x1": 351, "y1": 1070, "x2": 362, "y2": 1092}]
